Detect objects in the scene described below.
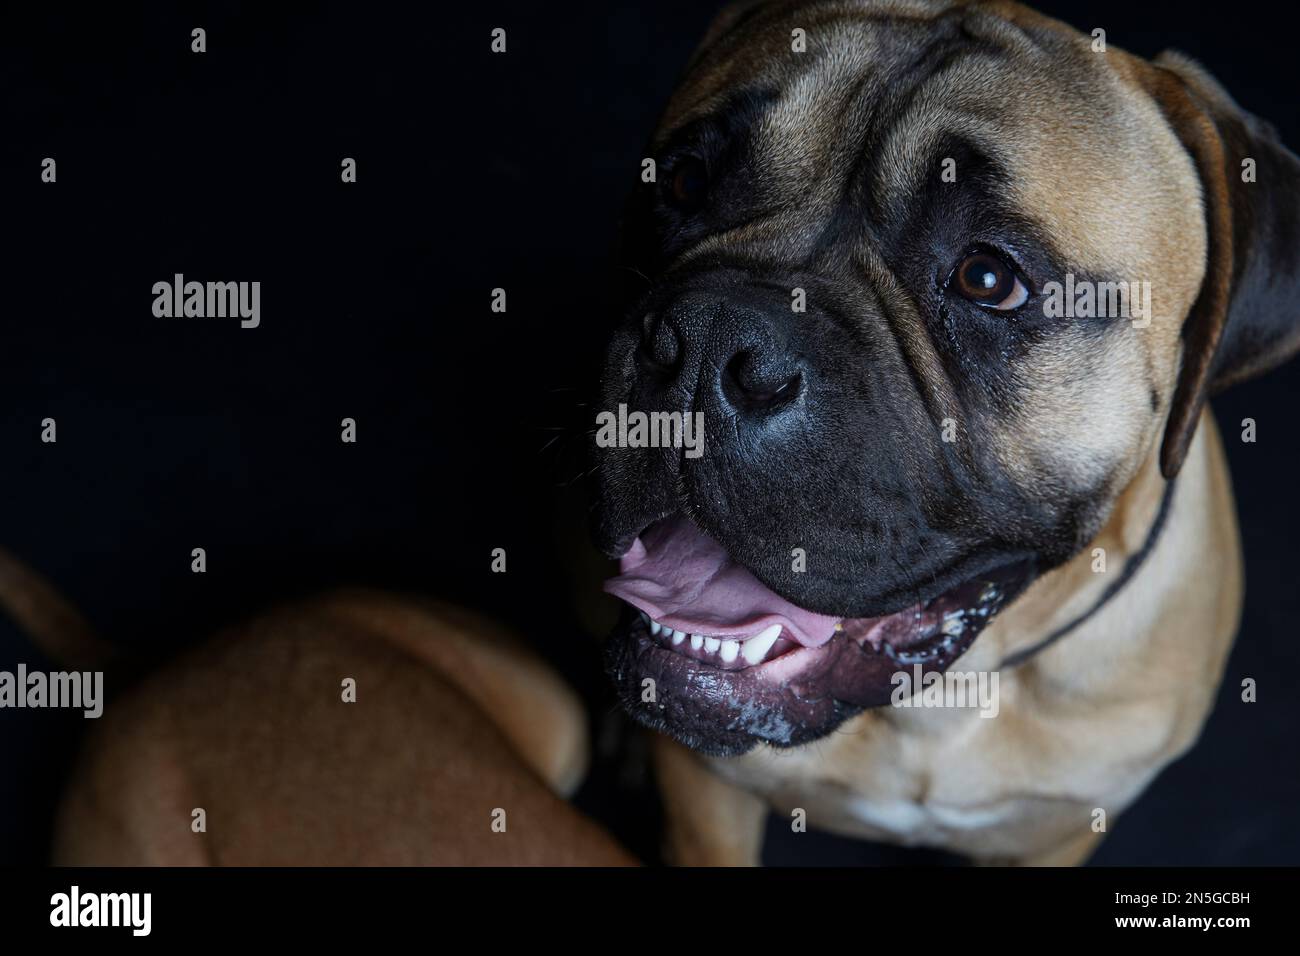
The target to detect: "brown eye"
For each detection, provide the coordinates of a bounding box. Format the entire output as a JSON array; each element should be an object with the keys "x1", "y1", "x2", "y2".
[
  {"x1": 952, "y1": 251, "x2": 1029, "y2": 310},
  {"x1": 668, "y1": 157, "x2": 708, "y2": 211}
]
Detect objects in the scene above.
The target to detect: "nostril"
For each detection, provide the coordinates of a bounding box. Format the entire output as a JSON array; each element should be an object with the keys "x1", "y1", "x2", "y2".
[
  {"x1": 724, "y1": 351, "x2": 803, "y2": 410},
  {"x1": 638, "y1": 312, "x2": 681, "y2": 373},
  {"x1": 768, "y1": 371, "x2": 802, "y2": 402}
]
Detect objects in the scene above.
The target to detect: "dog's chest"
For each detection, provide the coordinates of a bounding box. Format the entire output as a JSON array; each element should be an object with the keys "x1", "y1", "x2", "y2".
[
  {"x1": 703, "y1": 696, "x2": 1099, "y2": 854},
  {"x1": 711, "y1": 740, "x2": 1025, "y2": 848}
]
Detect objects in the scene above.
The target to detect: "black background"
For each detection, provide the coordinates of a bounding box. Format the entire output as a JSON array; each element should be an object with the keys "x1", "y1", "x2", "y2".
[{"x1": 0, "y1": 0, "x2": 1296, "y2": 866}]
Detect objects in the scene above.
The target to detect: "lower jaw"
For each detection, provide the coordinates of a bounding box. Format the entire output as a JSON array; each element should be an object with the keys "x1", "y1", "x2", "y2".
[
  {"x1": 603, "y1": 563, "x2": 1034, "y2": 756},
  {"x1": 604, "y1": 619, "x2": 875, "y2": 755}
]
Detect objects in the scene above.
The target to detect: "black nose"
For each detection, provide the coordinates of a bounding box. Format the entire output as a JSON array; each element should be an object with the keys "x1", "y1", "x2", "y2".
[{"x1": 638, "y1": 291, "x2": 806, "y2": 417}]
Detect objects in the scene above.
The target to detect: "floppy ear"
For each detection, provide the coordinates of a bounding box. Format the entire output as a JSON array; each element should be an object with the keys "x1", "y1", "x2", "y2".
[{"x1": 1142, "y1": 52, "x2": 1300, "y2": 478}]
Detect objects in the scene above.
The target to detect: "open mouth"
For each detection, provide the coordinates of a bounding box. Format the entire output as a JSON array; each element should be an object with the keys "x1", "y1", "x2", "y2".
[{"x1": 602, "y1": 515, "x2": 1033, "y2": 755}]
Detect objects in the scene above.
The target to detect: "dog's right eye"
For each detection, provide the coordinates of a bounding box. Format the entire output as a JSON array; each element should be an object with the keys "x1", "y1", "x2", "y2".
[{"x1": 667, "y1": 157, "x2": 709, "y2": 212}]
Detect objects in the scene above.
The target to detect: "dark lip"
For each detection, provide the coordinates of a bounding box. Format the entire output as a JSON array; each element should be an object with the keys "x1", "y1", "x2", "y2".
[
  {"x1": 603, "y1": 558, "x2": 1037, "y2": 755},
  {"x1": 599, "y1": 508, "x2": 1037, "y2": 620},
  {"x1": 604, "y1": 617, "x2": 853, "y2": 756}
]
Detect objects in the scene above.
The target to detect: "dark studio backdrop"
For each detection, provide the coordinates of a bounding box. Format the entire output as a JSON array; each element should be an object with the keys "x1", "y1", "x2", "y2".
[{"x1": 0, "y1": 1, "x2": 1296, "y2": 866}]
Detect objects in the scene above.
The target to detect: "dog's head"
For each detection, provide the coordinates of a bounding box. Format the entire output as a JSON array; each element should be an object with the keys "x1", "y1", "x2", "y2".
[{"x1": 593, "y1": 0, "x2": 1300, "y2": 756}]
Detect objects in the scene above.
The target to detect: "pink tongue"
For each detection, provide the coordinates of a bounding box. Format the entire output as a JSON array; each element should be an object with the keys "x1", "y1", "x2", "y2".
[{"x1": 603, "y1": 515, "x2": 841, "y2": 647}]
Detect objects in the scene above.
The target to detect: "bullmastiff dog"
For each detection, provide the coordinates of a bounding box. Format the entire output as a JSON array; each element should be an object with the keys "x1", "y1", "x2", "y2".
[{"x1": 595, "y1": 0, "x2": 1300, "y2": 865}]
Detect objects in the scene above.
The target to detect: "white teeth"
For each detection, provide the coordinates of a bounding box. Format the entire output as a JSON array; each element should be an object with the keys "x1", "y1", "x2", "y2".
[
  {"x1": 648, "y1": 615, "x2": 784, "y2": 666},
  {"x1": 741, "y1": 624, "x2": 783, "y2": 665},
  {"x1": 640, "y1": 611, "x2": 650, "y2": 625}
]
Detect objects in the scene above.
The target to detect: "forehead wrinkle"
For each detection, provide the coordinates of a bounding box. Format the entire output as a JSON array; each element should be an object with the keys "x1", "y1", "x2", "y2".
[
  {"x1": 660, "y1": 7, "x2": 848, "y2": 135},
  {"x1": 869, "y1": 54, "x2": 1021, "y2": 207},
  {"x1": 751, "y1": 24, "x2": 885, "y2": 213},
  {"x1": 747, "y1": 15, "x2": 972, "y2": 225},
  {"x1": 961, "y1": 0, "x2": 1045, "y2": 54},
  {"x1": 662, "y1": 0, "x2": 961, "y2": 139},
  {"x1": 671, "y1": 208, "x2": 828, "y2": 274}
]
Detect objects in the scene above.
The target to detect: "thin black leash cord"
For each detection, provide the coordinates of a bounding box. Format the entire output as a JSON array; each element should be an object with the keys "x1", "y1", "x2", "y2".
[{"x1": 999, "y1": 476, "x2": 1180, "y2": 669}]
